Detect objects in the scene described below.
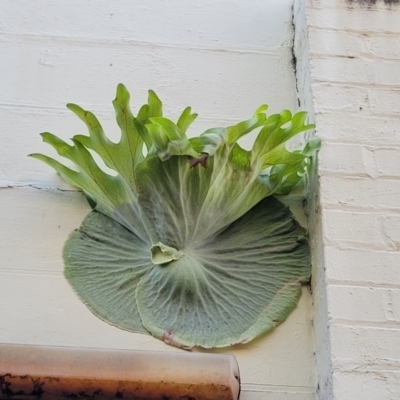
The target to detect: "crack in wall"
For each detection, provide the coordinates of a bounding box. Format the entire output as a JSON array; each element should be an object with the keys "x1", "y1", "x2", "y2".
[{"x1": 291, "y1": 4, "x2": 301, "y2": 108}]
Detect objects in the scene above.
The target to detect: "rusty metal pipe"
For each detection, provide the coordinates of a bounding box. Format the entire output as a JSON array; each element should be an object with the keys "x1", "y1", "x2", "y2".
[{"x1": 0, "y1": 343, "x2": 240, "y2": 400}]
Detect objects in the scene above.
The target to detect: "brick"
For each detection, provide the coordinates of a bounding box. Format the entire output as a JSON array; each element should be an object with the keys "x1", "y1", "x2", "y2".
[
  {"x1": 306, "y1": 2, "x2": 400, "y2": 398},
  {"x1": 0, "y1": 0, "x2": 293, "y2": 51},
  {"x1": 333, "y1": 371, "x2": 400, "y2": 400},
  {"x1": 315, "y1": 111, "x2": 400, "y2": 146},
  {"x1": 318, "y1": 143, "x2": 367, "y2": 175},
  {"x1": 387, "y1": 290, "x2": 400, "y2": 322},
  {"x1": 364, "y1": 33, "x2": 400, "y2": 60},
  {"x1": 325, "y1": 246, "x2": 400, "y2": 286},
  {"x1": 312, "y1": 57, "x2": 400, "y2": 86},
  {"x1": 308, "y1": 0, "x2": 400, "y2": 11},
  {"x1": 310, "y1": 29, "x2": 365, "y2": 59},
  {"x1": 329, "y1": 286, "x2": 400, "y2": 325},
  {"x1": 312, "y1": 83, "x2": 370, "y2": 113},
  {"x1": 320, "y1": 176, "x2": 400, "y2": 210},
  {"x1": 382, "y1": 215, "x2": 400, "y2": 248},
  {"x1": 328, "y1": 285, "x2": 387, "y2": 323},
  {"x1": 309, "y1": 28, "x2": 400, "y2": 61},
  {"x1": 0, "y1": 38, "x2": 296, "y2": 119},
  {"x1": 373, "y1": 148, "x2": 400, "y2": 176},
  {"x1": 368, "y1": 87, "x2": 400, "y2": 117},
  {"x1": 308, "y1": 6, "x2": 400, "y2": 34},
  {"x1": 322, "y1": 210, "x2": 386, "y2": 248},
  {"x1": 331, "y1": 324, "x2": 400, "y2": 362}
]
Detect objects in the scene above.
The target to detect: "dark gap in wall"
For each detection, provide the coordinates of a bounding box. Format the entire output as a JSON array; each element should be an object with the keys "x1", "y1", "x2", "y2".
[{"x1": 290, "y1": 4, "x2": 301, "y2": 108}]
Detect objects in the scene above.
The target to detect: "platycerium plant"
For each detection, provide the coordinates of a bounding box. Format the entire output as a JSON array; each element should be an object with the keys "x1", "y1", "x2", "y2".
[{"x1": 30, "y1": 84, "x2": 320, "y2": 349}]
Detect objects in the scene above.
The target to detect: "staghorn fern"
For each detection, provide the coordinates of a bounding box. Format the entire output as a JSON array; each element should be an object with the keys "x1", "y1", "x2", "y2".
[{"x1": 31, "y1": 84, "x2": 320, "y2": 349}]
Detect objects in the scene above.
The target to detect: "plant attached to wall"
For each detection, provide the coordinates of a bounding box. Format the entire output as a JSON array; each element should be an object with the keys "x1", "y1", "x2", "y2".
[{"x1": 31, "y1": 84, "x2": 319, "y2": 349}]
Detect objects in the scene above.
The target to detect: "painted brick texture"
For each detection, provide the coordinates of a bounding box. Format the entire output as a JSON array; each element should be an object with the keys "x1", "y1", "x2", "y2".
[
  {"x1": 0, "y1": 1, "x2": 315, "y2": 400},
  {"x1": 3, "y1": 1, "x2": 398, "y2": 398},
  {"x1": 304, "y1": 1, "x2": 400, "y2": 399}
]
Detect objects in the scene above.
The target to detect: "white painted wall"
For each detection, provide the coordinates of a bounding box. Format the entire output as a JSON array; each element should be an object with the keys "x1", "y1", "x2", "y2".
[
  {"x1": 295, "y1": 1, "x2": 400, "y2": 399},
  {"x1": 0, "y1": 1, "x2": 315, "y2": 399}
]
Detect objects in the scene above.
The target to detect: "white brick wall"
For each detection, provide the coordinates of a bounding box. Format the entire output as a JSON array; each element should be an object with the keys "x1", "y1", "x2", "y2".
[
  {"x1": 4, "y1": 1, "x2": 398, "y2": 398},
  {"x1": 297, "y1": 1, "x2": 400, "y2": 398},
  {"x1": 0, "y1": 1, "x2": 315, "y2": 399}
]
